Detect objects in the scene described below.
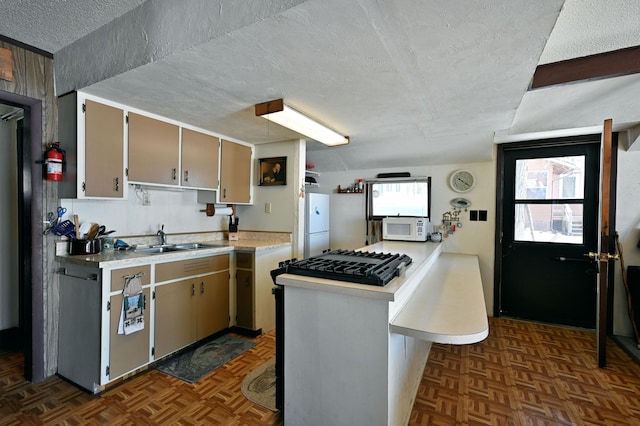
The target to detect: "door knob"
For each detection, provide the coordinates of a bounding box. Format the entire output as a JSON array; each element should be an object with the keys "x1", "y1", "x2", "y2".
[{"x1": 587, "y1": 252, "x2": 620, "y2": 261}]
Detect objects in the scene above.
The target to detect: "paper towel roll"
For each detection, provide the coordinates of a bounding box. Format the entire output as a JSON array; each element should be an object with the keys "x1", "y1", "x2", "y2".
[{"x1": 213, "y1": 206, "x2": 234, "y2": 216}]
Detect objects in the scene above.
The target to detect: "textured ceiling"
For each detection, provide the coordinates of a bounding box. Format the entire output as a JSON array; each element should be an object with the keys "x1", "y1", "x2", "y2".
[
  {"x1": 0, "y1": 0, "x2": 147, "y2": 54},
  {"x1": 1, "y1": 0, "x2": 639, "y2": 172}
]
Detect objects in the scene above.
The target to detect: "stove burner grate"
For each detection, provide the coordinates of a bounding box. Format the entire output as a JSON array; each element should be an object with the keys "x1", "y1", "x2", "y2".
[{"x1": 272, "y1": 249, "x2": 412, "y2": 287}]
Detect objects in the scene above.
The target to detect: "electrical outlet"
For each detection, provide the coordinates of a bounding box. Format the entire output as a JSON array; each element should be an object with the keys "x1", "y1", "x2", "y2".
[
  {"x1": 143, "y1": 192, "x2": 151, "y2": 206},
  {"x1": 265, "y1": 202, "x2": 272, "y2": 213}
]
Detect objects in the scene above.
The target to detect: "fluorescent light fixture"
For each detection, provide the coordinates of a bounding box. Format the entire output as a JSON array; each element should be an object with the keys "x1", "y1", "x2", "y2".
[{"x1": 255, "y1": 98, "x2": 349, "y2": 146}]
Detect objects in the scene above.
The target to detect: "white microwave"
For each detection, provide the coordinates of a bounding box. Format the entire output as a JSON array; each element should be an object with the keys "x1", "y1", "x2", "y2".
[{"x1": 382, "y1": 217, "x2": 429, "y2": 242}]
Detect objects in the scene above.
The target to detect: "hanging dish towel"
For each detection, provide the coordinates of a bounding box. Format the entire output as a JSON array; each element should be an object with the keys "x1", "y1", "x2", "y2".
[{"x1": 118, "y1": 274, "x2": 145, "y2": 335}]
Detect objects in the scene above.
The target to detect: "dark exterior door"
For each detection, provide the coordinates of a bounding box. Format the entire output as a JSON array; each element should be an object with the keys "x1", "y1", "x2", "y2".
[{"x1": 498, "y1": 137, "x2": 600, "y2": 328}]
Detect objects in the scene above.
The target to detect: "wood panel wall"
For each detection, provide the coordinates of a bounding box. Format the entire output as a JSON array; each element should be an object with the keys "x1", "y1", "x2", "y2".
[{"x1": 0, "y1": 39, "x2": 58, "y2": 382}]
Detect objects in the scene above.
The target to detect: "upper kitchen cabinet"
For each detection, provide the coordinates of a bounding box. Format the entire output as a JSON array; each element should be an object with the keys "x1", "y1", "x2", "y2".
[
  {"x1": 128, "y1": 113, "x2": 180, "y2": 186},
  {"x1": 219, "y1": 139, "x2": 252, "y2": 204},
  {"x1": 181, "y1": 128, "x2": 220, "y2": 190},
  {"x1": 58, "y1": 93, "x2": 126, "y2": 199}
]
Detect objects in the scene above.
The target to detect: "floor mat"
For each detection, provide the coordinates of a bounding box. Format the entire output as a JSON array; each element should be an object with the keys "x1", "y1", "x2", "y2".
[{"x1": 155, "y1": 334, "x2": 256, "y2": 383}]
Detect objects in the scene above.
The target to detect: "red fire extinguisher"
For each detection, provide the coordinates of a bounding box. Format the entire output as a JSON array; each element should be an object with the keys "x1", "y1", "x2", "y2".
[{"x1": 45, "y1": 142, "x2": 64, "y2": 181}]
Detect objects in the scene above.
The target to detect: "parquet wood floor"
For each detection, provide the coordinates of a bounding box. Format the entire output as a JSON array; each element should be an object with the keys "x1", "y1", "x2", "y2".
[
  {"x1": 410, "y1": 317, "x2": 640, "y2": 426},
  {"x1": 0, "y1": 332, "x2": 282, "y2": 426},
  {"x1": 2, "y1": 319, "x2": 640, "y2": 425}
]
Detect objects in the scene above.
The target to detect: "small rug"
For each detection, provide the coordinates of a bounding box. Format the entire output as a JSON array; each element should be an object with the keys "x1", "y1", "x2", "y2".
[
  {"x1": 241, "y1": 357, "x2": 277, "y2": 411},
  {"x1": 155, "y1": 334, "x2": 256, "y2": 383}
]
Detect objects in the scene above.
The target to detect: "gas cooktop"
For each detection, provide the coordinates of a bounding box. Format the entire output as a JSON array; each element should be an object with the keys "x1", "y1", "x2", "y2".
[{"x1": 271, "y1": 249, "x2": 412, "y2": 287}]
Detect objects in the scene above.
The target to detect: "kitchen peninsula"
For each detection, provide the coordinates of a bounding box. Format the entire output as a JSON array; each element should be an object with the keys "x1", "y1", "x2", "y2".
[
  {"x1": 275, "y1": 241, "x2": 488, "y2": 426},
  {"x1": 55, "y1": 232, "x2": 291, "y2": 393}
]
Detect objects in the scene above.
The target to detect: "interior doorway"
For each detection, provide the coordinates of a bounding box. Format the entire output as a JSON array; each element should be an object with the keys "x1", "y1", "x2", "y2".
[
  {"x1": 0, "y1": 104, "x2": 22, "y2": 355},
  {"x1": 495, "y1": 136, "x2": 601, "y2": 329},
  {"x1": 0, "y1": 92, "x2": 42, "y2": 382}
]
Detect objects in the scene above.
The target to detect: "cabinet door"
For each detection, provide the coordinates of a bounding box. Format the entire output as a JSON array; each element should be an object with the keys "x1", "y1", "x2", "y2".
[
  {"x1": 196, "y1": 271, "x2": 230, "y2": 339},
  {"x1": 236, "y1": 269, "x2": 253, "y2": 329},
  {"x1": 155, "y1": 280, "x2": 196, "y2": 358},
  {"x1": 128, "y1": 112, "x2": 180, "y2": 186},
  {"x1": 220, "y1": 139, "x2": 252, "y2": 203},
  {"x1": 84, "y1": 100, "x2": 125, "y2": 198},
  {"x1": 182, "y1": 128, "x2": 219, "y2": 189},
  {"x1": 109, "y1": 288, "x2": 151, "y2": 379}
]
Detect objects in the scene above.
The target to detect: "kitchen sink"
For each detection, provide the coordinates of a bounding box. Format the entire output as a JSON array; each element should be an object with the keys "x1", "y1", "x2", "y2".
[
  {"x1": 174, "y1": 242, "x2": 225, "y2": 250},
  {"x1": 133, "y1": 246, "x2": 186, "y2": 254},
  {"x1": 133, "y1": 242, "x2": 225, "y2": 255}
]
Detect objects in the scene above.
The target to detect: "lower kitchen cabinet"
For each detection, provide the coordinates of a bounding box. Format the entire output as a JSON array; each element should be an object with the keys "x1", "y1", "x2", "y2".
[
  {"x1": 108, "y1": 288, "x2": 151, "y2": 378},
  {"x1": 236, "y1": 266, "x2": 254, "y2": 329},
  {"x1": 58, "y1": 263, "x2": 152, "y2": 393},
  {"x1": 58, "y1": 253, "x2": 230, "y2": 393},
  {"x1": 155, "y1": 279, "x2": 197, "y2": 358},
  {"x1": 154, "y1": 254, "x2": 230, "y2": 358},
  {"x1": 234, "y1": 246, "x2": 292, "y2": 334},
  {"x1": 197, "y1": 271, "x2": 230, "y2": 339}
]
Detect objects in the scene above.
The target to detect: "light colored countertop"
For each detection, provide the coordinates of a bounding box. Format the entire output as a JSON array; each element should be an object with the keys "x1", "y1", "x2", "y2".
[
  {"x1": 276, "y1": 240, "x2": 488, "y2": 345},
  {"x1": 389, "y1": 252, "x2": 488, "y2": 344},
  {"x1": 56, "y1": 235, "x2": 292, "y2": 268},
  {"x1": 276, "y1": 241, "x2": 442, "y2": 301}
]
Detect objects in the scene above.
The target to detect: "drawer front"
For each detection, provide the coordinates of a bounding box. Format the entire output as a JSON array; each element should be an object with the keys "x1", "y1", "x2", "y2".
[
  {"x1": 111, "y1": 265, "x2": 151, "y2": 292},
  {"x1": 236, "y1": 252, "x2": 253, "y2": 270},
  {"x1": 156, "y1": 254, "x2": 229, "y2": 283}
]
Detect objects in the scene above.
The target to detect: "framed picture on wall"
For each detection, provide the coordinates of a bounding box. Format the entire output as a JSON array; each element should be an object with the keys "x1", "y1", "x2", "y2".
[{"x1": 259, "y1": 156, "x2": 287, "y2": 186}]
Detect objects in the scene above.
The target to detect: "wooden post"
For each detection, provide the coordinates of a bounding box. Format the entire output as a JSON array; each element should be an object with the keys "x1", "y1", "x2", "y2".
[{"x1": 597, "y1": 118, "x2": 613, "y2": 368}]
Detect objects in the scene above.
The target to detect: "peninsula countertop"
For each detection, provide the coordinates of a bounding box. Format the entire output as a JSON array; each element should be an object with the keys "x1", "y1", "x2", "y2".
[
  {"x1": 276, "y1": 239, "x2": 488, "y2": 344},
  {"x1": 275, "y1": 240, "x2": 443, "y2": 301}
]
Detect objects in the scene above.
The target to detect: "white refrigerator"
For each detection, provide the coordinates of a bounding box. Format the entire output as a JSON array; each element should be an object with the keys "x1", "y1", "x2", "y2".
[{"x1": 304, "y1": 193, "x2": 330, "y2": 258}]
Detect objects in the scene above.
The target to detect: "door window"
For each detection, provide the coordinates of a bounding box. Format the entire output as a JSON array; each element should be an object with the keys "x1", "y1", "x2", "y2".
[{"x1": 513, "y1": 155, "x2": 586, "y2": 244}]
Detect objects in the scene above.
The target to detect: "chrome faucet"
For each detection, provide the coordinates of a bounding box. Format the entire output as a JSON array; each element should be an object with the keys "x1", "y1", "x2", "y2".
[{"x1": 157, "y1": 224, "x2": 167, "y2": 245}]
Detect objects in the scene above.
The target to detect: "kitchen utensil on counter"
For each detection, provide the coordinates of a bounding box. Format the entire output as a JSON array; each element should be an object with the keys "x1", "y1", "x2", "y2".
[
  {"x1": 57, "y1": 206, "x2": 67, "y2": 220},
  {"x1": 78, "y1": 222, "x2": 92, "y2": 239},
  {"x1": 51, "y1": 220, "x2": 76, "y2": 239},
  {"x1": 114, "y1": 239, "x2": 130, "y2": 250},
  {"x1": 73, "y1": 215, "x2": 80, "y2": 239},
  {"x1": 430, "y1": 232, "x2": 442, "y2": 242},
  {"x1": 43, "y1": 211, "x2": 56, "y2": 235},
  {"x1": 86, "y1": 223, "x2": 100, "y2": 240},
  {"x1": 228, "y1": 216, "x2": 239, "y2": 241},
  {"x1": 68, "y1": 238, "x2": 102, "y2": 255}
]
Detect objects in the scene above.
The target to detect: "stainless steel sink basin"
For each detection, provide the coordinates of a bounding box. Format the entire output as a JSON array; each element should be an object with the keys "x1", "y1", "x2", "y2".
[
  {"x1": 134, "y1": 246, "x2": 186, "y2": 254},
  {"x1": 133, "y1": 242, "x2": 224, "y2": 255},
  {"x1": 174, "y1": 242, "x2": 225, "y2": 250}
]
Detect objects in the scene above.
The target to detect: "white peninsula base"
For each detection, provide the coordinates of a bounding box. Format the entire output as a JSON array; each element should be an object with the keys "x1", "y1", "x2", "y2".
[{"x1": 276, "y1": 241, "x2": 488, "y2": 426}]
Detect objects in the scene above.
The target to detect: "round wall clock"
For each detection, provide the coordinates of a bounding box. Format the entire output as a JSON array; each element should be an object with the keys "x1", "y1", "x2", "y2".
[{"x1": 449, "y1": 169, "x2": 476, "y2": 193}]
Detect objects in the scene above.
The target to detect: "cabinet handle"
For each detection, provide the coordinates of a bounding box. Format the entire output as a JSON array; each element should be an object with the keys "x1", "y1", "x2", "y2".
[
  {"x1": 114, "y1": 177, "x2": 119, "y2": 192},
  {"x1": 200, "y1": 281, "x2": 204, "y2": 294},
  {"x1": 223, "y1": 188, "x2": 227, "y2": 198},
  {"x1": 172, "y1": 168, "x2": 177, "y2": 181},
  {"x1": 184, "y1": 170, "x2": 189, "y2": 182},
  {"x1": 191, "y1": 283, "x2": 195, "y2": 296},
  {"x1": 245, "y1": 278, "x2": 251, "y2": 287}
]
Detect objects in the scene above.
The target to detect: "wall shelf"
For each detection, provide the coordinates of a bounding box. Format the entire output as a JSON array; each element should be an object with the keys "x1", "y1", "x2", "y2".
[{"x1": 337, "y1": 185, "x2": 363, "y2": 194}]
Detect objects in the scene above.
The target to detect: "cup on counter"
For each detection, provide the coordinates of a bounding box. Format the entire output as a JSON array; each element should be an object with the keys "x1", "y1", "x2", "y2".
[
  {"x1": 102, "y1": 237, "x2": 115, "y2": 251},
  {"x1": 430, "y1": 232, "x2": 442, "y2": 242}
]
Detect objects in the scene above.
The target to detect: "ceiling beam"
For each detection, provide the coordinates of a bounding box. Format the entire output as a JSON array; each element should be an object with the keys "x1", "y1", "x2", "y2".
[
  {"x1": 623, "y1": 123, "x2": 640, "y2": 151},
  {"x1": 530, "y1": 45, "x2": 640, "y2": 90}
]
